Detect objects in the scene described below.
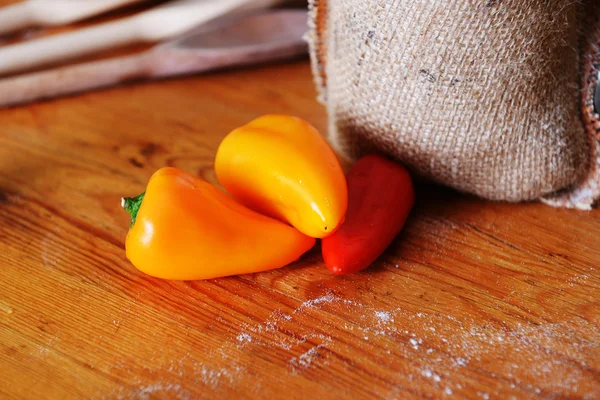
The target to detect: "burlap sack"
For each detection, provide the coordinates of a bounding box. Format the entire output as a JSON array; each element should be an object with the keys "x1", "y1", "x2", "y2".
[{"x1": 306, "y1": 0, "x2": 600, "y2": 209}]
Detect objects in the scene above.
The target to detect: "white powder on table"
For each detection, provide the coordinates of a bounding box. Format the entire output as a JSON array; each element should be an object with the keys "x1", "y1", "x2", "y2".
[{"x1": 106, "y1": 290, "x2": 598, "y2": 399}]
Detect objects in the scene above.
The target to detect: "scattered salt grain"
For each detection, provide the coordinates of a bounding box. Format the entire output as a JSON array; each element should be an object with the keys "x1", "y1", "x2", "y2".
[
  {"x1": 298, "y1": 294, "x2": 335, "y2": 310},
  {"x1": 290, "y1": 347, "x2": 319, "y2": 369},
  {"x1": 454, "y1": 357, "x2": 467, "y2": 367},
  {"x1": 375, "y1": 311, "x2": 392, "y2": 324},
  {"x1": 236, "y1": 333, "x2": 252, "y2": 345}
]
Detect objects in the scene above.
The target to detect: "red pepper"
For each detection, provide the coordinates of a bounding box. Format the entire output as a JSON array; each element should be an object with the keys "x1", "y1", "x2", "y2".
[{"x1": 321, "y1": 153, "x2": 415, "y2": 275}]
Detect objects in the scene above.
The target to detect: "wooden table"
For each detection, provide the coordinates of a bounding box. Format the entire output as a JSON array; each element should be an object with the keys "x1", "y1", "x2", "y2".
[{"x1": 1, "y1": 50, "x2": 599, "y2": 400}]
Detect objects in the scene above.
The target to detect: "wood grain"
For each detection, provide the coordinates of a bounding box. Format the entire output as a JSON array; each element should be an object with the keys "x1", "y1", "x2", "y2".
[{"x1": 0, "y1": 6, "x2": 599, "y2": 399}]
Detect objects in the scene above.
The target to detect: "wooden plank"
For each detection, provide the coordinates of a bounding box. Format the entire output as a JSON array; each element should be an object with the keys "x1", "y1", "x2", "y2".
[{"x1": 0, "y1": 41, "x2": 598, "y2": 398}]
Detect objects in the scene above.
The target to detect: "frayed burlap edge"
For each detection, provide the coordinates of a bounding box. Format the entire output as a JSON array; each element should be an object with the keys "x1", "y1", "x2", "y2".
[
  {"x1": 542, "y1": 21, "x2": 600, "y2": 210},
  {"x1": 307, "y1": 0, "x2": 358, "y2": 169},
  {"x1": 306, "y1": 0, "x2": 328, "y2": 105}
]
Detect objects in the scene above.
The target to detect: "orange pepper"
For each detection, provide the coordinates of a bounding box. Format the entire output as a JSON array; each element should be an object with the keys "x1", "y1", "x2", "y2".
[
  {"x1": 215, "y1": 115, "x2": 348, "y2": 238},
  {"x1": 122, "y1": 167, "x2": 315, "y2": 280}
]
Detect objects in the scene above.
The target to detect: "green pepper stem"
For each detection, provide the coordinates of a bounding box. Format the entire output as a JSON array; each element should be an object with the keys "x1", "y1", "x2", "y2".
[{"x1": 121, "y1": 192, "x2": 145, "y2": 228}]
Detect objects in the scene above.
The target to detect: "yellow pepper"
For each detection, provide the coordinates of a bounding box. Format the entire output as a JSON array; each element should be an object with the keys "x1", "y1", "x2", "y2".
[
  {"x1": 215, "y1": 114, "x2": 348, "y2": 238},
  {"x1": 122, "y1": 167, "x2": 315, "y2": 280}
]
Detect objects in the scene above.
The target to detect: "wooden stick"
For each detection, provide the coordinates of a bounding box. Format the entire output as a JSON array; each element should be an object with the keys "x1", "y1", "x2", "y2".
[{"x1": 0, "y1": 0, "x2": 145, "y2": 36}]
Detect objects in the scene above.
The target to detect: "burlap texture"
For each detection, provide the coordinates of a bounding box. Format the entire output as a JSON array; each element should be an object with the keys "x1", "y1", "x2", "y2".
[{"x1": 306, "y1": 0, "x2": 600, "y2": 209}]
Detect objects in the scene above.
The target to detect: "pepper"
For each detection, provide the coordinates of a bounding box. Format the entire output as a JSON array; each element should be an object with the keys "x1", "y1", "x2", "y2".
[
  {"x1": 321, "y1": 153, "x2": 415, "y2": 275},
  {"x1": 122, "y1": 167, "x2": 315, "y2": 280},
  {"x1": 214, "y1": 114, "x2": 348, "y2": 238}
]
